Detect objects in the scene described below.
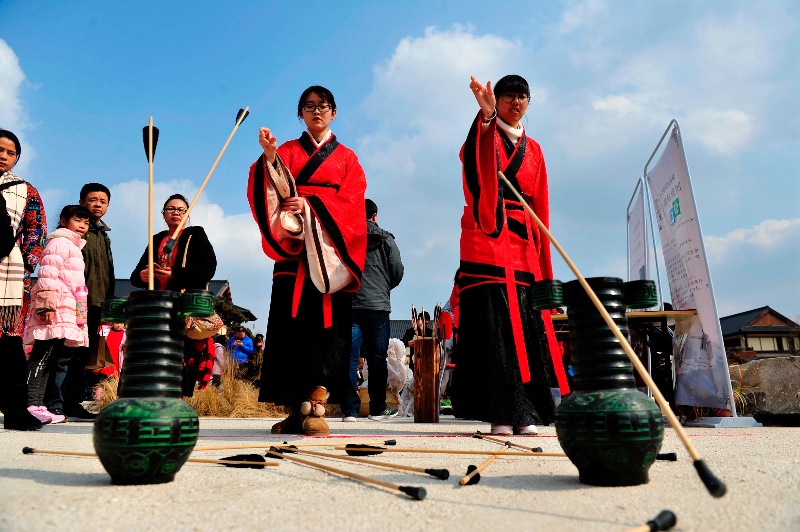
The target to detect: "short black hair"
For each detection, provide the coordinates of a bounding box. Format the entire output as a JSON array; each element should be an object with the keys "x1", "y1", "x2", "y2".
[
  {"x1": 365, "y1": 199, "x2": 378, "y2": 219},
  {"x1": 418, "y1": 311, "x2": 431, "y2": 321},
  {"x1": 80, "y1": 183, "x2": 111, "y2": 202},
  {"x1": 162, "y1": 193, "x2": 189, "y2": 212},
  {"x1": 0, "y1": 129, "x2": 22, "y2": 162},
  {"x1": 297, "y1": 85, "x2": 336, "y2": 117},
  {"x1": 493, "y1": 74, "x2": 530, "y2": 100},
  {"x1": 58, "y1": 205, "x2": 92, "y2": 227}
]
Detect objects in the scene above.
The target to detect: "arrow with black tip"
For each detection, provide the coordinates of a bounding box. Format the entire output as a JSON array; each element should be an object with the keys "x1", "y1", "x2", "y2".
[
  {"x1": 161, "y1": 106, "x2": 250, "y2": 256},
  {"x1": 286, "y1": 446, "x2": 448, "y2": 480},
  {"x1": 143, "y1": 117, "x2": 159, "y2": 290},
  {"x1": 22, "y1": 447, "x2": 279, "y2": 468},
  {"x1": 267, "y1": 447, "x2": 426, "y2": 500}
]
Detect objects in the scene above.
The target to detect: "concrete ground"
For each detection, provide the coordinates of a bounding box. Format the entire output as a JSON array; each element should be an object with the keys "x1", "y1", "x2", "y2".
[{"x1": 0, "y1": 414, "x2": 797, "y2": 531}]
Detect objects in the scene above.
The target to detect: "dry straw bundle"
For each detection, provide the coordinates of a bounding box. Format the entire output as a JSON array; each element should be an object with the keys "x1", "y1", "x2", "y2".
[{"x1": 91, "y1": 351, "x2": 343, "y2": 418}]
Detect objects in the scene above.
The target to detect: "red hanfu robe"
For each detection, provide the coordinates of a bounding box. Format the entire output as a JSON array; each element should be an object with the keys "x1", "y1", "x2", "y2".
[
  {"x1": 247, "y1": 131, "x2": 366, "y2": 405},
  {"x1": 454, "y1": 113, "x2": 568, "y2": 425},
  {"x1": 248, "y1": 132, "x2": 366, "y2": 292}
]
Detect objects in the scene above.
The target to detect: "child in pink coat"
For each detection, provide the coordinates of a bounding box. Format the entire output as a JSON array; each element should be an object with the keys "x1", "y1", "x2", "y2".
[{"x1": 24, "y1": 205, "x2": 90, "y2": 424}]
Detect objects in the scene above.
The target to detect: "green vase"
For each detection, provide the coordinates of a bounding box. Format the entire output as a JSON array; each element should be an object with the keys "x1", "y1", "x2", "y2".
[
  {"x1": 93, "y1": 289, "x2": 214, "y2": 485},
  {"x1": 536, "y1": 277, "x2": 664, "y2": 486}
]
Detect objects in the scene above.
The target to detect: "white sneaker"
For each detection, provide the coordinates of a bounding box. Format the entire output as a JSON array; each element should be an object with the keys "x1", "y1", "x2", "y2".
[
  {"x1": 368, "y1": 408, "x2": 399, "y2": 421},
  {"x1": 490, "y1": 424, "x2": 513, "y2": 435},
  {"x1": 341, "y1": 416, "x2": 357, "y2": 423},
  {"x1": 514, "y1": 425, "x2": 538, "y2": 435}
]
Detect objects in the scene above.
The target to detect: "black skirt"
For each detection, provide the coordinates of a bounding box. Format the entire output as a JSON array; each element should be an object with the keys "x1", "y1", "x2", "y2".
[
  {"x1": 452, "y1": 282, "x2": 557, "y2": 426},
  {"x1": 259, "y1": 269, "x2": 351, "y2": 407}
]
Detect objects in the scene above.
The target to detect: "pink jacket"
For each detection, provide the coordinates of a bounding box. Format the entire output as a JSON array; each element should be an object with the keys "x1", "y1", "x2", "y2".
[{"x1": 24, "y1": 228, "x2": 89, "y2": 347}]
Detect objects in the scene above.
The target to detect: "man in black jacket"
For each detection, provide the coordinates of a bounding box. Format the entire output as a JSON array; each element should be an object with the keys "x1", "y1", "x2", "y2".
[{"x1": 343, "y1": 199, "x2": 404, "y2": 422}]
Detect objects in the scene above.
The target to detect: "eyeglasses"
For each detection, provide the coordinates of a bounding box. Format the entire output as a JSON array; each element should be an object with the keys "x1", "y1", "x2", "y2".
[
  {"x1": 163, "y1": 207, "x2": 187, "y2": 214},
  {"x1": 499, "y1": 93, "x2": 529, "y2": 103},
  {"x1": 302, "y1": 103, "x2": 332, "y2": 113}
]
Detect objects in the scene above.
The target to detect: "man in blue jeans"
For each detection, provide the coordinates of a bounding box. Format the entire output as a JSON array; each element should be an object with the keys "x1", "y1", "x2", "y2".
[{"x1": 343, "y1": 199, "x2": 404, "y2": 421}]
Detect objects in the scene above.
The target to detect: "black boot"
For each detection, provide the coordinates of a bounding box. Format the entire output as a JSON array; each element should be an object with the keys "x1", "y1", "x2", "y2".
[{"x1": 0, "y1": 336, "x2": 43, "y2": 431}]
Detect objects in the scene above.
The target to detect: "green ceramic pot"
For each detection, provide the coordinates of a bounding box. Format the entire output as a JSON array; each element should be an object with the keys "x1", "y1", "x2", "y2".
[
  {"x1": 179, "y1": 289, "x2": 216, "y2": 317},
  {"x1": 531, "y1": 279, "x2": 563, "y2": 310},
  {"x1": 623, "y1": 280, "x2": 659, "y2": 309},
  {"x1": 93, "y1": 398, "x2": 199, "y2": 485},
  {"x1": 554, "y1": 277, "x2": 664, "y2": 486},
  {"x1": 94, "y1": 290, "x2": 199, "y2": 485},
  {"x1": 101, "y1": 297, "x2": 128, "y2": 323}
]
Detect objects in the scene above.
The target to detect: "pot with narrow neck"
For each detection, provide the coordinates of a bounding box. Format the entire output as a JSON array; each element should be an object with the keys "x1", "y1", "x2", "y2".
[
  {"x1": 93, "y1": 289, "x2": 215, "y2": 485},
  {"x1": 539, "y1": 277, "x2": 664, "y2": 486}
]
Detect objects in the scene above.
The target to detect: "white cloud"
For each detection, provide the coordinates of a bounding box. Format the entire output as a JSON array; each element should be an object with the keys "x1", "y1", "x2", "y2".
[
  {"x1": 0, "y1": 39, "x2": 34, "y2": 172},
  {"x1": 693, "y1": 9, "x2": 776, "y2": 83},
  {"x1": 559, "y1": 0, "x2": 609, "y2": 34},
  {"x1": 683, "y1": 109, "x2": 755, "y2": 156},
  {"x1": 545, "y1": 3, "x2": 791, "y2": 160},
  {"x1": 592, "y1": 95, "x2": 642, "y2": 115},
  {"x1": 358, "y1": 24, "x2": 522, "y2": 195},
  {"x1": 361, "y1": 25, "x2": 519, "y2": 140},
  {"x1": 661, "y1": 217, "x2": 800, "y2": 319},
  {"x1": 356, "y1": 26, "x2": 525, "y2": 315},
  {"x1": 705, "y1": 218, "x2": 800, "y2": 263},
  {"x1": 0, "y1": 39, "x2": 25, "y2": 127}
]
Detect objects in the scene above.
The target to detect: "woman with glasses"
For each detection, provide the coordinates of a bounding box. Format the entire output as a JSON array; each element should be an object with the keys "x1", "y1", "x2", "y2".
[
  {"x1": 247, "y1": 85, "x2": 366, "y2": 436},
  {"x1": 452, "y1": 75, "x2": 569, "y2": 436},
  {"x1": 130, "y1": 193, "x2": 217, "y2": 292},
  {"x1": 130, "y1": 194, "x2": 217, "y2": 398}
]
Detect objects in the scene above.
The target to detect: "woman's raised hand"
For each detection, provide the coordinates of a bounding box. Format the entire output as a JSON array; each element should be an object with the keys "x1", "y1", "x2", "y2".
[
  {"x1": 469, "y1": 76, "x2": 496, "y2": 120},
  {"x1": 259, "y1": 127, "x2": 278, "y2": 164}
]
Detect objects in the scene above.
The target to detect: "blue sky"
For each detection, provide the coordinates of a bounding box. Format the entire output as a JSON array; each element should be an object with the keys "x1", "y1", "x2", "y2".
[{"x1": 1, "y1": 0, "x2": 799, "y2": 332}]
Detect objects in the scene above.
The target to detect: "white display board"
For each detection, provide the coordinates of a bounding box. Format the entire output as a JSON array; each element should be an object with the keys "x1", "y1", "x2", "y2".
[
  {"x1": 646, "y1": 126, "x2": 731, "y2": 410},
  {"x1": 627, "y1": 182, "x2": 648, "y2": 282}
]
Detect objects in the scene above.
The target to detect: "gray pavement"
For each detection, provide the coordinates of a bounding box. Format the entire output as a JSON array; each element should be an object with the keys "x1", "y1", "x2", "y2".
[{"x1": 0, "y1": 414, "x2": 798, "y2": 531}]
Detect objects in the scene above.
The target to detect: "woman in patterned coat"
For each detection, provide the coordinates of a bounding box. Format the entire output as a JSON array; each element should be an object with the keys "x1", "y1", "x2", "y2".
[{"x1": 0, "y1": 129, "x2": 47, "y2": 430}]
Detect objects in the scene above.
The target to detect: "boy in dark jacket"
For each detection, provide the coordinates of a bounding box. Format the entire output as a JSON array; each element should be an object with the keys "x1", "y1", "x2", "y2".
[{"x1": 343, "y1": 199, "x2": 404, "y2": 421}]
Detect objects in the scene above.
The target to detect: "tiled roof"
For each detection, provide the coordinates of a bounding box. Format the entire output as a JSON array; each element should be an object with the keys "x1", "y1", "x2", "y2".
[
  {"x1": 233, "y1": 304, "x2": 258, "y2": 322},
  {"x1": 391, "y1": 319, "x2": 412, "y2": 340},
  {"x1": 719, "y1": 307, "x2": 769, "y2": 336},
  {"x1": 719, "y1": 306, "x2": 799, "y2": 335}
]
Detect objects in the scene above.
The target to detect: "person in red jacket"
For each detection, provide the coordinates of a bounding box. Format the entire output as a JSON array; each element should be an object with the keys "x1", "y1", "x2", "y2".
[
  {"x1": 452, "y1": 75, "x2": 569, "y2": 437},
  {"x1": 182, "y1": 337, "x2": 215, "y2": 397},
  {"x1": 247, "y1": 85, "x2": 366, "y2": 436},
  {"x1": 94, "y1": 321, "x2": 126, "y2": 379}
]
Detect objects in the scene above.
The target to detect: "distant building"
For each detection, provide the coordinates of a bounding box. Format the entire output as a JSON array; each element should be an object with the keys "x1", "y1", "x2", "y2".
[
  {"x1": 390, "y1": 320, "x2": 412, "y2": 340},
  {"x1": 721, "y1": 306, "x2": 800, "y2": 359}
]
